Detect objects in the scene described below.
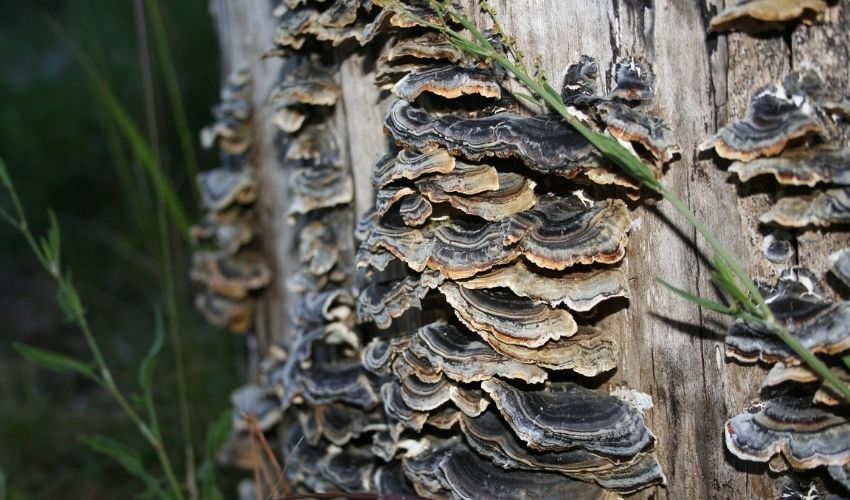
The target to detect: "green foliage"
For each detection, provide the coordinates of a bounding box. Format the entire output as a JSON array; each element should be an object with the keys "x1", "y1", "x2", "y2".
[
  {"x1": 0, "y1": 1, "x2": 237, "y2": 497},
  {"x1": 80, "y1": 435, "x2": 166, "y2": 497},
  {"x1": 387, "y1": 0, "x2": 850, "y2": 404},
  {"x1": 13, "y1": 344, "x2": 95, "y2": 380}
]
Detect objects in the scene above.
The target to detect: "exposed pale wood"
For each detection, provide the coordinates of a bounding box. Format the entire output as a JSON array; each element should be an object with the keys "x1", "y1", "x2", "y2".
[
  {"x1": 210, "y1": 0, "x2": 849, "y2": 496},
  {"x1": 209, "y1": 0, "x2": 290, "y2": 362}
]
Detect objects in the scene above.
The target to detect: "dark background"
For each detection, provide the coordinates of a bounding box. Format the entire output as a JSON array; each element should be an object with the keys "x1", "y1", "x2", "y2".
[{"x1": 0, "y1": 1, "x2": 246, "y2": 497}]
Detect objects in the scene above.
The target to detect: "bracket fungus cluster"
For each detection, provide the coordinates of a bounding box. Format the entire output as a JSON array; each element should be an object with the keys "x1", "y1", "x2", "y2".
[
  {"x1": 215, "y1": 1, "x2": 687, "y2": 497},
  {"x1": 192, "y1": 70, "x2": 271, "y2": 333},
  {"x1": 701, "y1": 70, "x2": 850, "y2": 231},
  {"x1": 721, "y1": 269, "x2": 850, "y2": 492},
  {"x1": 701, "y1": 47, "x2": 850, "y2": 491}
]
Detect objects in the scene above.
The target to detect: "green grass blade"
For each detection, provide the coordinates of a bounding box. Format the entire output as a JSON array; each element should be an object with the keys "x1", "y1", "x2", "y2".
[
  {"x1": 146, "y1": 0, "x2": 200, "y2": 191},
  {"x1": 656, "y1": 278, "x2": 735, "y2": 315},
  {"x1": 80, "y1": 435, "x2": 166, "y2": 496},
  {"x1": 14, "y1": 343, "x2": 96, "y2": 379},
  {"x1": 44, "y1": 16, "x2": 191, "y2": 235}
]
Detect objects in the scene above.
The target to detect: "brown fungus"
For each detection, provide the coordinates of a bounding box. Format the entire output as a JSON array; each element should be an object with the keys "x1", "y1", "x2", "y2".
[
  {"x1": 371, "y1": 148, "x2": 456, "y2": 188},
  {"x1": 477, "y1": 325, "x2": 619, "y2": 376},
  {"x1": 298, "y1": 220, "x2": 341, "y2": 276},
  {"x1": 363, "y1": 218, "x2": 519, "y2": 279},
  {"x1": 728, "y1": 148, "x2": 850, "y2": 187},
  {"x1": 194, "y1": 290, "x2": 254, "y2": 334},
  {"x1": 374, "y1": 185, "x2": 416, "y2": 217},
  {"x1": 708, "y1": 0, "x2": 828, "y2": 33},
  {"x1": 725, "y1": 394, "x2": 850, "y2": 470},
  {"x1": 417, "y1": 172, "x2": 537, "y2": 221},
  {"x1": 197, "y1": 168, "x2": 258, "y2": 212},
  {"x1": 505, "y1": 194, "x2": 631, "y2": 270},
  {"x1": 460, "y1": 407, "x2": 666, "y2": 494},
  {"x1": 364, "y1": 195, "x2": 629, "y2": 279},
  {"x1": 759, "y1": 187, "x2": 850, "y2": 228},
  {"x1": 413, "y1": 160, "x2": 500, "y2": 195},
  {"x1": 230, "y1": 384, "x2": 282, "y2": 432},
  {"x1": 190, "y1": 207, "x2": 254, "y2": 258},
  {"x1": 382, "y1": 31, "x2": 463, "y2": 64},
  {"x1": 398, "y1": 193, "x2": 433, "y2": 226},
  {"x1": 408, "y1": 321, "x2": 548, "y2": 384},
  {"x1": 384, "y1": 99, "x2": 605, "y2": 177},
  {"x1": 439, "y1": 282, "x2": 578, "y2": 349},
  {"x1": 190, "y1": 251, "x2": 272, "y2": 300},
  {"x1": 726, "y1": 271, "x2": 850, "y2": 364},
  {"x1": 391, "y1": 64, "x2": 501, "y2": 101},
  {"x1": 289, "y1": 163, "x2": 354, "y2": 215},
  {"x1": 315, "y1": 404, "x2": 387, "y2": 446},
  {"x1": 597, "y1": 101, "x2": 680, "y2": 164},
  {"x1": 459, "y1": 260, "x2": 629, "y2": 311},
  {"x1": 405, "y1": 438, "x2": 613, "y2": 500},
  {"x1": 700, "y1": 81, "x2": 827, "y2": 162},
  {"x1": 481, "y1": 378, "x2": 656, "y2": 458},
  {"x1": 356, "y1": 275, "x2": 428, "y2": 329}
]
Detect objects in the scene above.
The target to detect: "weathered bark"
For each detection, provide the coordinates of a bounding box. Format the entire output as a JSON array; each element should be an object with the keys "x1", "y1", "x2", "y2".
[{"x1": 209, "y1": 0, "x2": 849, "y2": 497}]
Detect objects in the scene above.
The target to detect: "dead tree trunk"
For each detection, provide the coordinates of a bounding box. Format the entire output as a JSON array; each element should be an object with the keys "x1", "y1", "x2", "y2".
[{"x1": 207, "y1": 0, "x2": 849, "y2": 497}]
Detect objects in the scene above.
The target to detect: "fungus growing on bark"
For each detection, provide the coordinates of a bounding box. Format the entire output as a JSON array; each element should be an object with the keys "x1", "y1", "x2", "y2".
[
  {"x1": 506, "y1": 195, "x2": 631, "y2": 270},
  {"x1": 561, "y1": 55, "x2": 600, "y2": 106},
  {"x1": 610, "y1": 56, "x2": 655, "y2": 101},
  {"x1": 460, "y1": 407, "x2": 666, "y2": 493},
  {"x1": 417, "y1": 172, "x2": 537, "y2": 221},
  {"x1": 726, "y1": 270, "x2": 850, "y2": 364},
  {"x1": 230, "y1": 384, "x2": 282, "y2": 432},
  {"x1": 270, "y1": 65, "x2": 341, "y2": 107},
  {"x1": 477, "y1": 325, "x2": 619, "y2": 376},
  {"x1": 398, "y1": 193, "x2": 433, "y2": 226},
  {"x1": 413, "y1": 160, "x2": 500, "y2": 195},
  {"x1": 725, "y1": 394, "x2": 850, "y2": 470},
  {"x1": 404, "y1": 437, "x2": 612, "y2": 500},
  {"x1": 481, "y1": 378, "x2": 656, "y2": 458},
  {"x1": 439, "y1": 282, "x2": 578, "y2": 348},
  {"x1": 728, "y1": 148, "x2": 850, "y2": 187},
  {"x1": 371, "y1": 148, "x2": 456, "y2": 188},
  {"x1": 190, "y1": 207, "x2": 254, "y2": 258},
  {"x1": 597, "y1": 101, "x2": 680, "y2": 164},
  {"x1": 708, "y1": 0, "x2": 828, "y2": 33},
  {"x1": 459, "y1": 260, "x2": 629, "y2": 310},
  {"x1": 699, "y1": 81, "x2": 826, "y2": 162},
  {"x1": 391, "y1": 64, "x2": 501, "y2": 101},
  {"x1": 408, "y1": 321, "x2": 548, "y2": 383},
  {"x1": 385, "y1": 99, "x2": 605, "y2": 176},
  {"x1": 314, "y1": 404, "x2": 387, "y2": 446},
  {"x1": 289, "y1": 163, "x2": 354, "y2": 215},
  {"x1": 190, "y1": 251, "x2": 272, "y2": 300},
  {"x1": 760, "y1": 230, "x2": 794, "y2": 264},
  {"x1": 317, "y1": 446, "x2": 375, "y2": 492},
  {"x1": 759, "y1": 187, "x2": 850, "y2": 228},
  {"x1": 197, "y1": 168, "x2": 258, "y2": 212},
  {"x1": 200, "y1": 69, "x2": 252, "y2": 154},
  {"x1": 364, "y1": 194, "x2": 630, "y2": 279},
  {"x1": 194, "y1": 290, "x2": 254, "y2": 333},
  {"x1": 356, "y1": 275, "x2": 428, "y2": 329}
]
